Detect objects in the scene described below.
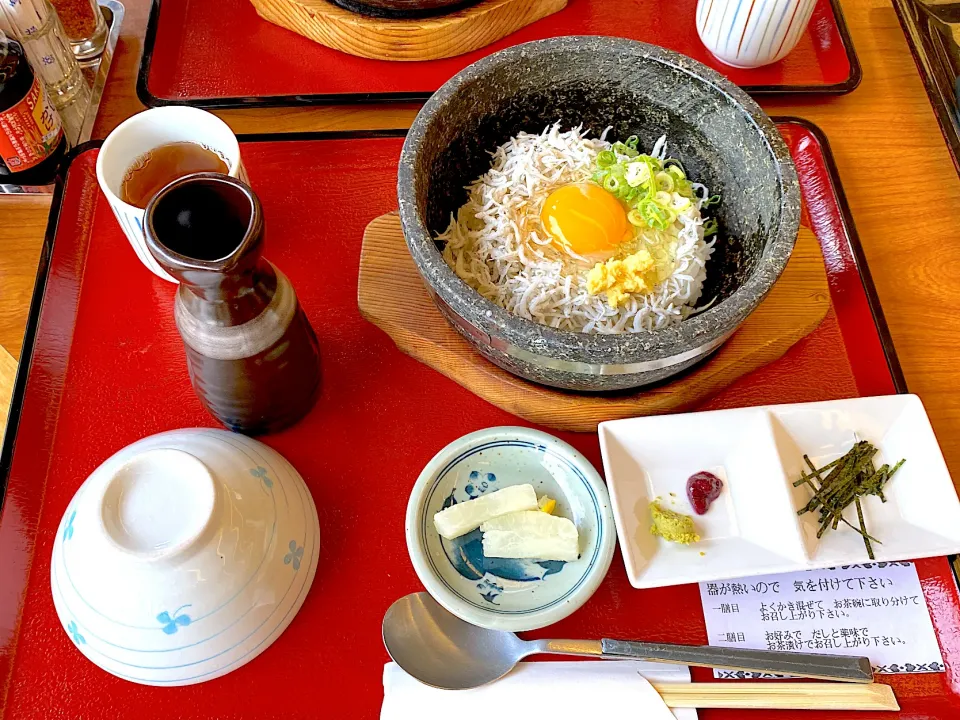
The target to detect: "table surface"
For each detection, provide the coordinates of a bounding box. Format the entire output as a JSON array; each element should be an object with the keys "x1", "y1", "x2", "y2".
[{"x1": 1, "y1": 0, "x2": 959, "y2": 486}]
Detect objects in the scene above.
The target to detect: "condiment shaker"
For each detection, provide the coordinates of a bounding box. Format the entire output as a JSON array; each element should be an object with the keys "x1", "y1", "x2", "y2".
[
  {"x1": 49, "y1": 0, "x2": 107, "y2": 60},
  {"x1": 0, "y1": 0, "x2": 90, "y2": 144}
]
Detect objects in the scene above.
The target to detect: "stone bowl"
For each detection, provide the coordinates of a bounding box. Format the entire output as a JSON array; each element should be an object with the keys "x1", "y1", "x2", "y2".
[
  {"x1": 397, "y1": 37, "x2": 801, "y2": 392},
  {"x1": 330, "y1": 0, "x2": 480, "y2": 18}
]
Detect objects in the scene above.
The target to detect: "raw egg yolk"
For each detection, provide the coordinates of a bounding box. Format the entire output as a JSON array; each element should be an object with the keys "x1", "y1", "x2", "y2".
[{"x1": 540, "y1": 182, "x2": 631, "y2": 262}]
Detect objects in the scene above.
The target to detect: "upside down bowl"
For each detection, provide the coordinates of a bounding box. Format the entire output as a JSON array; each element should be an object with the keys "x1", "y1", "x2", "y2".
[
  {"x1": 50, "y1": 429, "x2": 320, "y2": 686},
  {"x1": 398, "y1": 37, "x2": 801, "y2": 392}
]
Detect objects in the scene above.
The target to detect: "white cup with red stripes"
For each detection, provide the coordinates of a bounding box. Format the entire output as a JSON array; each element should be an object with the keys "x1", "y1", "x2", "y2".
[
  {"x1": 696, "y1": 0, "x2": 817, "y2": 69},
  {"x1": 95, "y1": 107, "x2": 247, "y2": 282}
]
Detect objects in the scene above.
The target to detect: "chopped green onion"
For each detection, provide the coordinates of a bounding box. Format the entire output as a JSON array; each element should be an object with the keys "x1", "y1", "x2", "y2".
[
  {"x1": 703, "y1": 218, "x2": 718, "y2": 236},
  {"x1": 639, "y1": 200, "x2": 674, "y2": 230},
  {"x1": 666, "y1": 165, "x2": 686, "y2": 181},
  {"x1": 597, "y1": 150, "x2": 617, "y2": 168},
  {"x1": 655, "y1": 172, "x2": 675, "y2": 192},
  {"x1": 592, "y1": 137, "x2": 719, "y2": 233}
]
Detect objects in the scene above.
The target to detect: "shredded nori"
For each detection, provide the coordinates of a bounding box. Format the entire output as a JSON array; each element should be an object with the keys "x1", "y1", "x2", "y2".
[{"x1": 794, "y1": 441, "x2": 906, "y2": 560}]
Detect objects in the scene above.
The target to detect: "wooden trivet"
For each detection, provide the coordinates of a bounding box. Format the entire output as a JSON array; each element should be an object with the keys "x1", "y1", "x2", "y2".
[
  {"x1": 358, "y1": 213, "x2": 830, "y2": 431},
  {"x1": 248, "y1": 0, "x2": 567, "y2": 61}
]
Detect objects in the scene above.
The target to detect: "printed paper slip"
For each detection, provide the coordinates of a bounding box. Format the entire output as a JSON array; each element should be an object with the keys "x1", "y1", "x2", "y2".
[{"x1": 698, "y1": 562, "x2": 944, "y2": 678}]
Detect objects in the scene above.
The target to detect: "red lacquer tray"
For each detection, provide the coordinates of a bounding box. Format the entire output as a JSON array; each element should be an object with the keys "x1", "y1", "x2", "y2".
[
  {"x1": 2, "y1": 119, "x2": 958, "y2": 719},
  {"x1": 137, "y1": 0, "x2": 861, "y2": 109}
]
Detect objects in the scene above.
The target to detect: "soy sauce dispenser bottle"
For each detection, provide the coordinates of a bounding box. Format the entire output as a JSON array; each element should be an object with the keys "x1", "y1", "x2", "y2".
[
  {"x1": 0, "y1": 30, "x2": 66, "y2": 185},
  {"x1": 143, "y1": 172, "x2": 322, "y2": 435}
]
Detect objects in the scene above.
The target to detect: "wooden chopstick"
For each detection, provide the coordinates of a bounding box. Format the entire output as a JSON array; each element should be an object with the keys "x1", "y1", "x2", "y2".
[{"x1": 652, "y1": 682, "x2": 899, "y2": 711}]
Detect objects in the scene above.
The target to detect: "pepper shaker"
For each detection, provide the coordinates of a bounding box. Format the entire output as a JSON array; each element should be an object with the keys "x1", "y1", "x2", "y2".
[{"x1": 49, "y1": 0, "x2": 106, "y2": 60}]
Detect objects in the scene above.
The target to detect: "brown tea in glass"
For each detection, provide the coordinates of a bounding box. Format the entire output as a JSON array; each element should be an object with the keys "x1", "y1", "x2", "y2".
[{"x1": 120, "y1": 141, "x2": 228, "y2": 208}]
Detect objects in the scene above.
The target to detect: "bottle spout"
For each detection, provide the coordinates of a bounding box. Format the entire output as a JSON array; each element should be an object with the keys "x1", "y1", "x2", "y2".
[{"x1": 143, "y1": 172, "x2": 264, "y2": 296}]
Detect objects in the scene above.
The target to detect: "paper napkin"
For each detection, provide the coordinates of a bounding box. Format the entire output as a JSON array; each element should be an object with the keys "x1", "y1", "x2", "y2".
[{"x1": 382, "y1": 661, "x2": 696, "y2": 720}]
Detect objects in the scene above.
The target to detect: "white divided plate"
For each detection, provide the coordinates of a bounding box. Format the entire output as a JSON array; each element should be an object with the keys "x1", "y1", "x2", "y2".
[{"x1": 599, "y1": 395, "x2": 960, "y2": 589}]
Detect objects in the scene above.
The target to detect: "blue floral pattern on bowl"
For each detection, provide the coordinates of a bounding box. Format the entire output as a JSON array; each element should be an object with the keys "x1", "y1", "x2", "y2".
[
  {"x1": 284, "y1": 540, "x2": 304, "y2": 571},
  {"x1": 156, "y1": 605, "x2": 193, "y2": 634},
  {"x1": 464, "y1": 470, "x2": 495, "y2": 498},
  {"x1": 250, "y1": 466, "x2": 273, "y2": 490},
  {"x1": 67, "y1": 620, "x2": 85, "y2": 645},
  {"x1": 63, "y1": 510, "x2": 76, "y2": 541}
]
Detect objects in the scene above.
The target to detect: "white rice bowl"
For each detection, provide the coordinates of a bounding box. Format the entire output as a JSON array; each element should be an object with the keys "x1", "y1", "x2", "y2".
[{"x1": 437, "y1": 123, "x2": 717, "y2": 334}]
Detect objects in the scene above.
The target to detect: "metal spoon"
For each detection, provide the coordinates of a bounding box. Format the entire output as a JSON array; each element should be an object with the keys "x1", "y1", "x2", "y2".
[{"x1": 382, "y1": 592, "x2": 874, "y2": 690}]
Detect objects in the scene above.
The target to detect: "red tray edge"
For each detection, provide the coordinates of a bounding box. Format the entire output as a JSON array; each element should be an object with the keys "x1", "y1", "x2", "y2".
[
  {"x1": 133, "y1": 0, "x2": 863, "y2": 110},
  {"x1": 775, "y1": 118, "x2": 908, "y2": 395}
]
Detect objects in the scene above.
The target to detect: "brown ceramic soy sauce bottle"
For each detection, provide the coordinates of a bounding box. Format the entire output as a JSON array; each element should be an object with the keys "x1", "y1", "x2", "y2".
[{"x1": 144, "y1": 172, "x2": 320, "y2": 434}]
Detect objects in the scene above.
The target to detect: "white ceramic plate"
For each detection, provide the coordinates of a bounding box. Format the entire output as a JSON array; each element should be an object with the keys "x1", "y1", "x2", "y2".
[
  {"x1": 599, "y1": 395, "x2": 960, "y2": 589},
  {"x1": 406, "y1": 427, "x2": 616, "y2": 632}
]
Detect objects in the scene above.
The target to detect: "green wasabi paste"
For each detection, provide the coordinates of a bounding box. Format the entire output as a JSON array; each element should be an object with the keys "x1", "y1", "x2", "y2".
[{"x1": 649, "y1": 500, "x2": 700, "y2": 545}]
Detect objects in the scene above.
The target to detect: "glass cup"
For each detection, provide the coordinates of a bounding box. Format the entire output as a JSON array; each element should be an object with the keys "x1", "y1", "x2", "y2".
[{"x1": 96, "y1": 107, "x2": 248, "y2": 282}]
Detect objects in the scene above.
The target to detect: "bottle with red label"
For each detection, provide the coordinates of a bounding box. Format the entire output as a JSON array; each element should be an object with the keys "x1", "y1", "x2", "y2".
[{"x1": 0, "y1": 30, "x2": 66, "y2": 186}]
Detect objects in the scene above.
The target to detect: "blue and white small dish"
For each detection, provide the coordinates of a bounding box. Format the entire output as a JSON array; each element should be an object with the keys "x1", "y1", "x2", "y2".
[
  {"x1": 50, "y1": 429, "x2": 320, "y2": 686},
  {"x1": 405, "y1": 427, "x2": 615, "y2": 632}
]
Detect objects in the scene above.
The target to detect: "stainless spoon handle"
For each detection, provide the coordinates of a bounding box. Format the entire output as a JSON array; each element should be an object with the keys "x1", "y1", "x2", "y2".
[{"x1": 600, "y1": 639, "x2": 874, "y2": 683}]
